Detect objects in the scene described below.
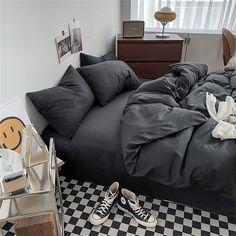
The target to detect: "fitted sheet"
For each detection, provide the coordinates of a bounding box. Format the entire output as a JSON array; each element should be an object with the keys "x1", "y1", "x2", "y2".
[{"x1": 42, "y1": 90, "x2": 133, "y2": 185}]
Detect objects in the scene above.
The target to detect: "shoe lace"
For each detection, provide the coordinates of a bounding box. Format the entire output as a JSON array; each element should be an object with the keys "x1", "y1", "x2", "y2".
[
  {"x1": 130, "y1": 198, "x2": 149, "y2": 220},
  {"x1": 95, "y1": 191, "x2": 113, "y2": 215}
]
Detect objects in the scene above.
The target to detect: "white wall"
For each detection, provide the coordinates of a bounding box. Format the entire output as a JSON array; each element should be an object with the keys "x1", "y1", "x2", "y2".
[{"x1": 0, "y1": 0, "x2": 121, "y2": 133}]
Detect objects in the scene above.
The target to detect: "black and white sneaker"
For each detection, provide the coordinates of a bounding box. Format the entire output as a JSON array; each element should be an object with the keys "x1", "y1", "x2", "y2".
[
  {"x1": 117, "y1": 188, "x2": 157, "y2": 228},
  {"x1": 90, "y1": 182, "x2": 119, "y2": 225}
]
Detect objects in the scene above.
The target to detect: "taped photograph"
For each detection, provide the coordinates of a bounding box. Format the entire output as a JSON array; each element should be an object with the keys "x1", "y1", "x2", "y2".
[
  {"x1": 55, "y1": 31, "x2": 71, "y2": 63},
  {"x1": 69, "y1": 19, "x2": 82, "y2": 53}
]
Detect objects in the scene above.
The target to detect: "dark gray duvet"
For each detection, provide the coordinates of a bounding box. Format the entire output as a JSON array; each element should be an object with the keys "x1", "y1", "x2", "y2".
[{"x1": 121, "y1": 63, "x2": 236, "y2": 198}]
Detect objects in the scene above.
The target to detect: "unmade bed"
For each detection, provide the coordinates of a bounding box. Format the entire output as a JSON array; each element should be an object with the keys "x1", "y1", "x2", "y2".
[{"x1": 41, "y1": 66, "x2": 236, "y2": 218}]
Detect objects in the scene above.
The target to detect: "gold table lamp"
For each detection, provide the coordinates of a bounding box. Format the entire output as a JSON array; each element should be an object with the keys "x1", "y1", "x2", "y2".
[{"x1": 154, "y1": 7, "x2": 176, "y2": 38}]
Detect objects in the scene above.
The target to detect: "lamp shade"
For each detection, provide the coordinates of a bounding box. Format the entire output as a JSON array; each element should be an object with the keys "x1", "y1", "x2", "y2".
[{"x1": 154, "y1": 7, "x2": 176, "y2": 22}]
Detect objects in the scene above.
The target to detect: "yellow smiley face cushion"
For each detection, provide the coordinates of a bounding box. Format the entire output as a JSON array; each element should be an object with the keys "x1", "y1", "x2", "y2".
[{"x1": 0, "y1": 117, "x2": 25, "y2": 153}]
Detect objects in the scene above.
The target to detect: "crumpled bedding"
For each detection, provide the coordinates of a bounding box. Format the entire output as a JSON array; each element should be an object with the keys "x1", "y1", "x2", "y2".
[{"x1": 121, "y1": 63, "x2": 236, "y2": 197}]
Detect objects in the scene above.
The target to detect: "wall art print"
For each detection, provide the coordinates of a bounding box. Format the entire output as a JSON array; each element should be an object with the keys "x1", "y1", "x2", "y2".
[{"x1": 69, "y1": 19, "x2": 82, "y2": 54}]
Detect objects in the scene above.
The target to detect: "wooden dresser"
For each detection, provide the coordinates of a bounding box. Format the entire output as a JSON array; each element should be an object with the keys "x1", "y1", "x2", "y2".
[{"x1": 117, "y1": 34, "x2": 183, "y2": 79}]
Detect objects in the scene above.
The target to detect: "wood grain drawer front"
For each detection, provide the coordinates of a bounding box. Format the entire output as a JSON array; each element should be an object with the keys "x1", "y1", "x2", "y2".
[
  {"x1": 118, "y1": 42, "x2": 182, "y2": 62},
  {"x1": 127, "y1": 62, "x2": 173, "y2": 78}
]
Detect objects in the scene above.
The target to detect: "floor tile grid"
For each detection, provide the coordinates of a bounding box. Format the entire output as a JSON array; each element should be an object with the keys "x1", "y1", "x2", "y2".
[{"x1": 2, "y1": 176, "x2": 236, "y2": 236}]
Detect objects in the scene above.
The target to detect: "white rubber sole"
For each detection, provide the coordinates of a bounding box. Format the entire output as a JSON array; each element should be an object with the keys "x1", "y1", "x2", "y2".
[
  {"x1": 89, "y1": 209, "x2": 109, "y2": 226},
  {"x1": 117, "y1": 203, "x2": 157, "y2": 228}
]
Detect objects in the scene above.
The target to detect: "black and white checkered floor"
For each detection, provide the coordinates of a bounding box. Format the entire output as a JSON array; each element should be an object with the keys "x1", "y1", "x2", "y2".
[{"x1": 2, "y1": 176, "x2": 236, "y2": 236}]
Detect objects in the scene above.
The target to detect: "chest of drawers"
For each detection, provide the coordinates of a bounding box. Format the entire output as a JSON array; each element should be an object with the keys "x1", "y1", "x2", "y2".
[{"x1": 117, "y1": 34, "x2": 183, "y2": 78}]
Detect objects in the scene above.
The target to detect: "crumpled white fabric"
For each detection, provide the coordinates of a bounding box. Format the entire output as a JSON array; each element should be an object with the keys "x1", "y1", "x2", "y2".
[
  {"x1": 206, "y1": 92, "x2": 236, "y2": 140},
  {"x1": 212, "y1": 121, "x2": 236, "y2": 139}
]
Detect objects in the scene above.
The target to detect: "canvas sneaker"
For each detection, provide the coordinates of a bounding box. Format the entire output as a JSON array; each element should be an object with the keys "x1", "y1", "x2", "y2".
[
  {"x1": 90, "y1": 182, "x2": 119, "y2": 225},
  {"x1": 117, "y1": 188, "x2": 157, "y2": 228}
]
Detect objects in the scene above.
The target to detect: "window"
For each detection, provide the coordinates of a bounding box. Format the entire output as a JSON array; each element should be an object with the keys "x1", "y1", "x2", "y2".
[{"x1": 130, "y1": 0, "x2": 236, "y2": 33}]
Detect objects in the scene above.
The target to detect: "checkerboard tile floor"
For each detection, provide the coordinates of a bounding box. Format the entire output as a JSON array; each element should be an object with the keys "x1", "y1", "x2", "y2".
[{"x1": 2, "y1": 176, "x2": 236, "y2": 236}]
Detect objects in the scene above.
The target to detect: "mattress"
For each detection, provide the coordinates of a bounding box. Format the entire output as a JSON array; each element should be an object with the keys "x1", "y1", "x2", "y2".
[{"x1": 42, "y1": 90, "x2": 236, "y2": 218}]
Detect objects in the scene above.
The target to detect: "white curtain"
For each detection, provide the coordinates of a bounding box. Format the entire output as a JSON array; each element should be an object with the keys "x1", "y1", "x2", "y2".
[{"x1": 130, "y1": 0, "x2": 236, "y2": 32}]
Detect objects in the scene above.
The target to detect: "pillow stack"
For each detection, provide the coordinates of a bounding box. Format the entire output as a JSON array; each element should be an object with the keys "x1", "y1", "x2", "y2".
[{"x1": 27, "y1": 52, "x2": 140, "y2": 139}]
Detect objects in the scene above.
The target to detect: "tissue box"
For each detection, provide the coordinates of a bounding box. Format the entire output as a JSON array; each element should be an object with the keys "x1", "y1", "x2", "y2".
[
  {"x1": 1, "y1": 170, "x2": 28, "y2": 195},
  {"x1": 0, "y1": 149, "x2": 29, "y2": 195}
]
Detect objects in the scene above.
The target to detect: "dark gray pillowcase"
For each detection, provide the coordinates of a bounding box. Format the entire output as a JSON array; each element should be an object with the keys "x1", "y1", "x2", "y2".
[
  {"x1": 27, "y1": 65, "x2": 95, "y2": 139},
  {"x1": 78, "y1": 61, "x2": 140, "y2": 106},
  {"x1": 80, "y1": 51, "x2": 117, "y2": 67}
]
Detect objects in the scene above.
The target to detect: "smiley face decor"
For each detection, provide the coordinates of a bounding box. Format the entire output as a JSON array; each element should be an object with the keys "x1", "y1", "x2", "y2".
[
  {"x1": 0, "y1": 117, "x2": 25, "y2": 153},
  {"x1": 0, "y1": 97, "x2": 32, "y2": 154}
]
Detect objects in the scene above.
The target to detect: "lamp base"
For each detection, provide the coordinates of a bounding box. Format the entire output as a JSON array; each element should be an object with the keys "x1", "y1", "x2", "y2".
[{"x1": 156, "y1": 33, "x2": 170, "y2": 38}]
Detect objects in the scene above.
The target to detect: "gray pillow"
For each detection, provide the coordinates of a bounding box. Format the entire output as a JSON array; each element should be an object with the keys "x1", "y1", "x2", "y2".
[
  {"x1": 78, "y1": 61, "x2": 140, "y2": 106},
  {"x1": 80, "y1": 51, "x2": 117, "y2": 67},
  {"x1": 27, "y1": 65, "x2": 95, "y2": 139}
]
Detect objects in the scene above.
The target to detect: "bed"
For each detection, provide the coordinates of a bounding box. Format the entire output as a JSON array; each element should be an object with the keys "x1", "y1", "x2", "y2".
[
  {"x1": 41, "y1": 65, "x2": 236, "y2": 218},
  {"x1": 26, "y1": 58, "x2": 235, "y2": 218}
]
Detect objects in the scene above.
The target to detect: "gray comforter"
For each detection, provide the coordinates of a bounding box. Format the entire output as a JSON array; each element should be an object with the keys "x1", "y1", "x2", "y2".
[{"x1": 121, "y1": 63, "x2": 236, "y2": 197}]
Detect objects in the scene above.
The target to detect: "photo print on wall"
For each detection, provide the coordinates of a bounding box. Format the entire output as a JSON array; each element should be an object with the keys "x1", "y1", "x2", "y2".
[
  {"x1": 55, "y1": 31, "x2": 71, "y2": 63},
  {"x1": 69, "y1": 19, "x2": 82, "y2": 53}
]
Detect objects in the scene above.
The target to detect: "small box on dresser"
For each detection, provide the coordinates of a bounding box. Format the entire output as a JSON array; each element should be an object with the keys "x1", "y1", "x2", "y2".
[{"x1": 117, "y1": 34, "x2": 184, "y2": 79}]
